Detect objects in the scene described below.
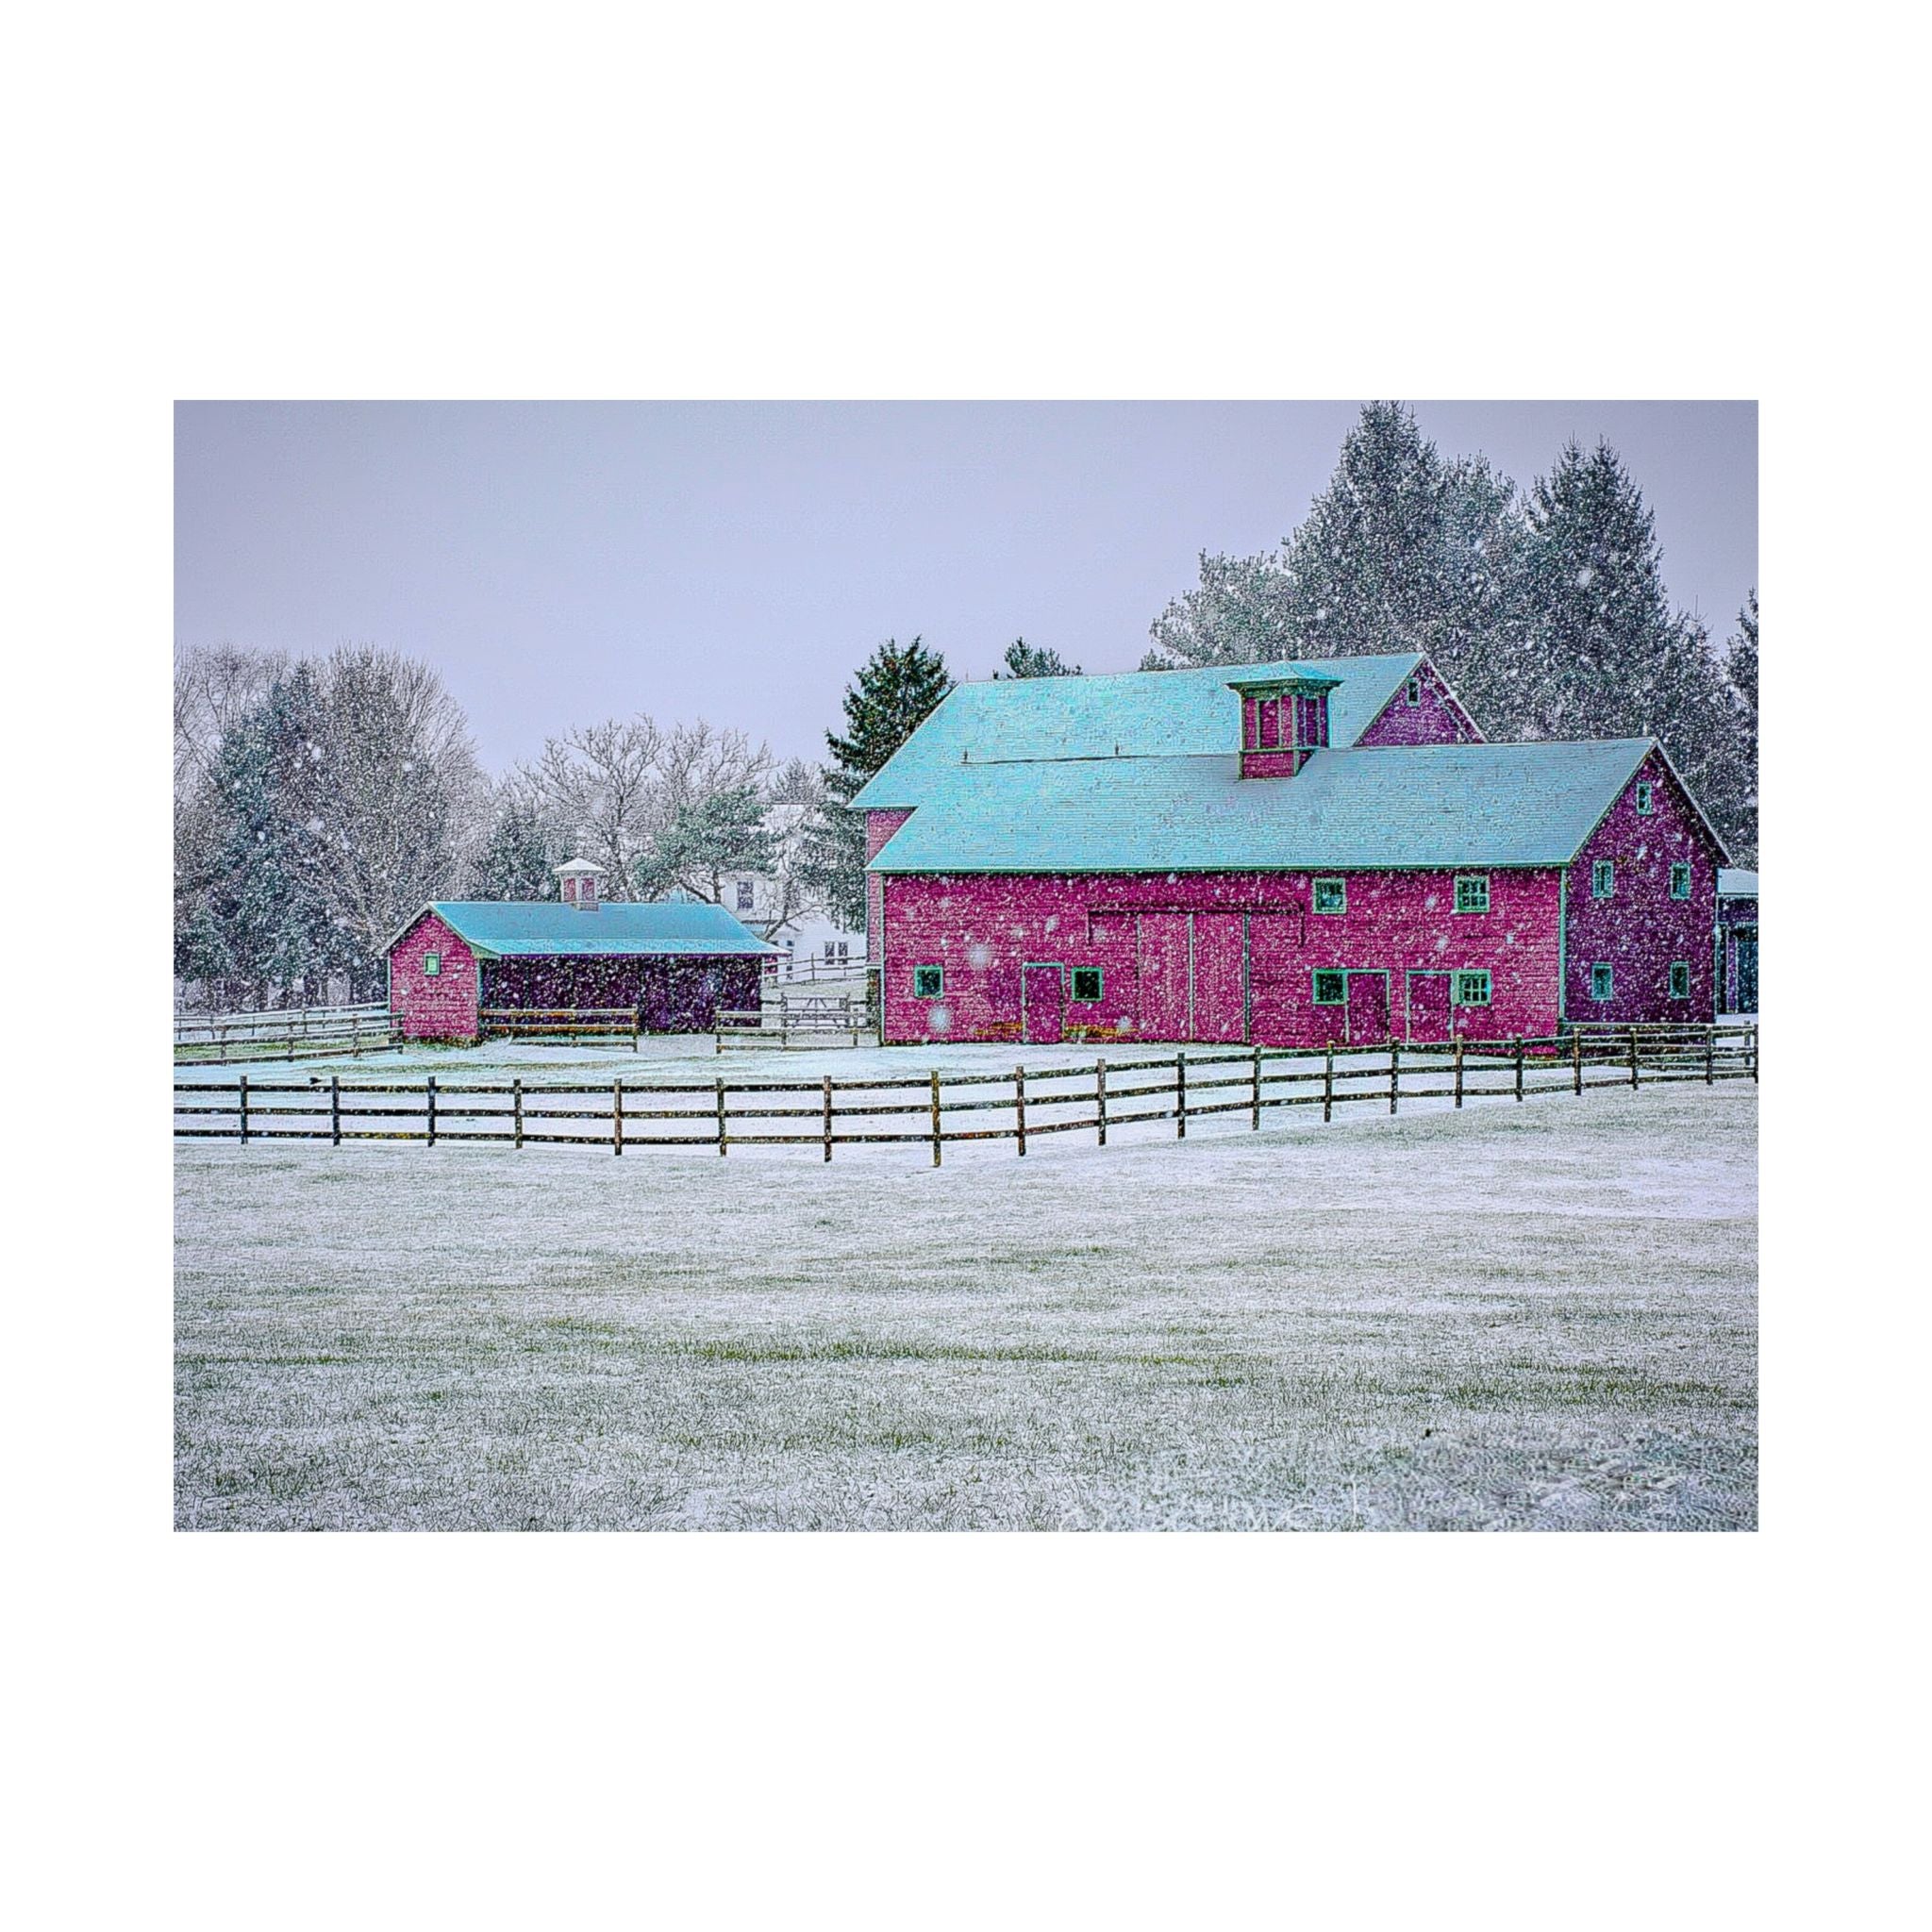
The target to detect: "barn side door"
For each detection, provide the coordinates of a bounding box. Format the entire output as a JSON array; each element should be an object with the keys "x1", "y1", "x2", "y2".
[
  {"x1": 1346, "y1": 971, "x2": 1391, "y2": 1046},
  {"x1": 1405, "y1": 971, "x2": 1452, "y2": 1043},
  {"x1": 1136, "y1": 915, "x2": 1190, "y2": 1041},
  {"x1": 1022, "y1": 963, "x2": 1066, "y2": 1044}
]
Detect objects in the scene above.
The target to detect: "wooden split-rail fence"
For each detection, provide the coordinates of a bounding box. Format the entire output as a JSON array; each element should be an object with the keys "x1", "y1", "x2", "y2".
[
  {"x1": 479, "y1": 1008, "x2": 642, "y2": 1049},
  {"x1": 175, "y1": 1022, "x2": 1757, "y2": 1163},
  {"x1": 173, "y1": 1003, "x2": 396, "y2": 1066}
]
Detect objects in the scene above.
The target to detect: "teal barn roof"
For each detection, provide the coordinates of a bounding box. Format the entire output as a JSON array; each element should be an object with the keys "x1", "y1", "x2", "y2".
[
  {"x1": 850, "y1": 653, "x2": 1429, "y2": 809},
  {"x1": 408, "y1": 901, "x2": 777, "y2": 958},
  {"x1": 866, "y1": 739, "x2": 1658, "y2": 874},
  {"x1": 1717, "y1": 868, "x2": 1758, "y2": 897}
]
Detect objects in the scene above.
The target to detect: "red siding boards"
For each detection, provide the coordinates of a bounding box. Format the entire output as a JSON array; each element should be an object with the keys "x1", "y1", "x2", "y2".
[
  {"x1": 1564, "y1": 749, "x2": 1724, "y2": 1024},
  {"x1": 881, "y1": 868, "x2": 1562, "y2": 1048},
  {"x1": 865, "y1": 808, "x2": 913, "y2": 962},
  {"x1": 391, "y1": 910, "x2": 482, "y2": 1041},
  {"x1": 1355, "y1": 658, "x2": 1484, "y2": 747}
]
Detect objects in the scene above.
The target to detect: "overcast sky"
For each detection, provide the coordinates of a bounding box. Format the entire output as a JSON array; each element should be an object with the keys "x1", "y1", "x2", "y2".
[{"x1": 175, "y1": 401, "x2": 1757, "y2": 776}]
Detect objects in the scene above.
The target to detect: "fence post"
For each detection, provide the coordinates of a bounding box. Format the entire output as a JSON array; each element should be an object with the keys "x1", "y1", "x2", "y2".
[
  {"x1": 822, "y1": 1074, "x2": 833, "y2": 1162},
  {"x1": 1628, "y1": 1027, "x2": 1640, "y2": 1090},
  {"x1": 1390, "y1": 1041, "x2": 1400, "y2": 1116},
  {"x1": 715, "y1": 1076, "x2": 727, "y2": 1156},
  {"x1": 613, "y1": 1079, "x2": 624, "y2": 1156},
  {"x1": 426, "y1": 1074, "x2": 438, "y2": 1146},
  {"x1": 1706, "y1": 1032, "x2": 1715, "y2": 1086},
  {"x1": 1454, "y1": 1038, "x2": 1464, "y2": 1108},
  {"x1": 1175, "y1": 1054, "x2": 1187, "y2": 1140},
  {"x1": 1096, "y1": 1058, "x2": 1108, "y2": 1146},
  {"x1": 929, "y1": 1070, "x2": 942, "y2": 1168},
  {"x1": 330, "y1": 1074, "x2": 341, "y2": 1147},
  {"x1": 632, "y1": 1011, "x2": 640, "y2": 1054},
  {"x1": 1750, "y1": 1022, "x2": 1758, "y2": 1083},
  {"x1": 1324, "y1": 1046, "x2": 1334, "y2": 1124},
  {"x1": 1015, "y1": 1064, "x2": 1027, "y2": 1158},
  {"x1": 1252, "y1": 1042, "x2": 1261, "y2": 1130},
  {"x1": 1572, "y1": 1030, "x2": 1582, "y2": 1096},
  {"x1": 513, "y1": 1076, "x2": 524, "y2": 1151},
  {"x1": 1514, "y1": 1038, "x2": 1524, "y2": 1103},
  {"x1": 239, "y1": 1072, "x2": 250, "y2": 1144}
]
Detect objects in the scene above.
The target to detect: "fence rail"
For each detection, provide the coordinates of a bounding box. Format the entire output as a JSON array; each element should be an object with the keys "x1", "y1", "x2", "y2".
[
  {"x1": 478, "y1": 1008, "x2": 641, "y2": 1050},
  {"x1": 175, "y1": 1023, "x2": 1757, "y2": 1161},
  {"x1": 174, "y1": 1004, "x2": 396, "y2": 1065}
]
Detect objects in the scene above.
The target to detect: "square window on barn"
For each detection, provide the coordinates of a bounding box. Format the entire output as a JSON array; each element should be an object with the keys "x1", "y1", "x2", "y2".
[
  {"x1": 913, "y1": 964, "x2": 943, "y2": 999},
  {"x1": 1591, "y1": 962, "x2": 1614, "y2": 1001},
  {"x1": 1453, "y1": 970, "x2": 1491, "y2": 1007},
  {"x1": 1636, "y1": 781, "x2": 1655, "y2": 814},
  {"x1": 736, "y1": 881, "x2": 755, "y2": 911},
  {"x1": 1312, "y1": 970, "x2": 1346, "y2": 1006},
  {"x1": 423, "y1": 952, "x2": 441, "y2": 977},
  {"x1": 1591, "y1": 860, "x2": 1615, "y2": 898},
  {"x1": 1669, "y1": 960, "x2": 1690, "y2": 999},
  {"x1": 1670, "y1": 861, "x2": 1692, "y2": 899},
  {"x1": 1406, "y1": 677, "x2": 1421, "y2": 707},
  {"x1": 1071, "y1": 967, "x2": 1103, "y2": 1003},
  {"x1": 1454, "y1": 874, "x2": 1490, "y2": 914},
  {"x1": 1312, "y1": 877, "x2": 1346, "y2": 915}
]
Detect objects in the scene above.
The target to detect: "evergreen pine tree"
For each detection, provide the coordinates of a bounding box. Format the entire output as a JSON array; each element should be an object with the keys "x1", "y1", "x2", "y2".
[
  {"x1": 1724, "y1": 590, "x2": 1758, "y2": 862},
  {"x1": 1727, "y1": 589, "x2": 1758, "y2": 728},
  {"x1": 1515, "y1": 440, "x2": 1679, "y2": 741},
  {"x1": 1515, "y1": 441, "x2": 1754, "y2": 855},
  {"x1": 797, "y1": 637, "x2": 952, "y2": 932},
  {"x1": 995, "y1": 638, "x2": 1081, "y2": 677},
  {"x1": 469, "y1": 796, "x2": 558, "y2": 899},
  {"x1": 204, "y1": 663, "x2": 352, "y2": 1000}
]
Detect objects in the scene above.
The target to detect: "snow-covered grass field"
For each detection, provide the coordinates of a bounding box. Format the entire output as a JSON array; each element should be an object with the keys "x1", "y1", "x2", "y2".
[{"x1": 175, "y1": 1075, "x2": 1757, "y2": 1531}]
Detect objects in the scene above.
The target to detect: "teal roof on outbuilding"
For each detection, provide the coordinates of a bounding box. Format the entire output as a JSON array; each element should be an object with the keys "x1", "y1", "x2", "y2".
[
  {"x1": 866, "y1": 739, "x2": 1659, "y2": 874},
  {"x1": 1717, "y1": 869, "x2": 1758, "y2": 897},
  {"x1": 850, "y1": 653, "x2": 1427, "y2": 809},
  {"x1": 413, "y1": 901, "x2": 776, "y2": 958}
]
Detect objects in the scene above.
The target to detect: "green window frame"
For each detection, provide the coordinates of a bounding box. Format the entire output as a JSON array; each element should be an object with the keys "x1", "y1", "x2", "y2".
[
  {"x1": 1453, "y1": 874, "x2": 1490, "y2": 914},
  {"x1": 422, "y1": 952, "x2": 441, "y2": 977},
  {"x1": 1591, "y1": 859, "x2": 1615, "y2": 898},
  {"x1": 1591, "y1": 962, "x2": 1614, "y2": 1002},
  {"x1": 1311, "y1": 876, "x2": 1346, "y2": 915},
  {"x1": 1453, "y1": 970, "x2": 1491, "y2": 1007},
  {"x1": 1070, "y1": 966, "x2": 1103, "y2": 1003},
  {"x1": 1670, "y1": 861, "x2": 1691, "y2": 899},
  {"x1": 1406, "y1": 676, "x2": 1422, "y2": 707},
  {"x1": 912, "y1": 963, "x2": 943, "y2": 999},
  {"x1": 1311, "y1": 969, "x2": 1346, "y2": 1006},
  {"x1": 1669, "y1": 960, "x2": 1690, "y2": 999},
  {"x1": 1635, "y1": 781, "x2": 1655, "y2": 815}
]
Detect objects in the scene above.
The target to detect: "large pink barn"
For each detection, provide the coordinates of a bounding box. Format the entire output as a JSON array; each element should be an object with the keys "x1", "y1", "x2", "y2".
[{"x1": 854, "y1": 653, "x2": 1730, "y2": 1049}]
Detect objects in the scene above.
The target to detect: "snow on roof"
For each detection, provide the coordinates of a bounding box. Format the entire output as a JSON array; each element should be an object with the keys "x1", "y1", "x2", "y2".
[
  {"x1": 1717, "y1": 868, "x2": 1758, "y2": 897},
  {"x1": 850, "y1": 653, "x2": 1425, "y2": 809},
  {"x1": 407, "y1": 901, "x2": 776, "y2": 958},
  {"x1": 555, "y1": 857, "x2": 606, "y2": 874},
  {"x1": 867, "y1": 739, "x2": 1661, "y2": 874}
]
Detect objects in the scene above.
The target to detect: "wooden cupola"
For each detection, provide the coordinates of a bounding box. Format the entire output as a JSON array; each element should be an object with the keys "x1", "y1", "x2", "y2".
[
  {"x1": 1227, "y1": 671, "x2": 1340, "y2": 777},
  {"x1": 556, "y1": 857, "x2": 606, "y2": 910}
]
